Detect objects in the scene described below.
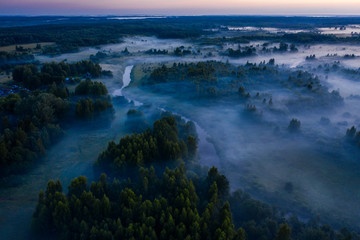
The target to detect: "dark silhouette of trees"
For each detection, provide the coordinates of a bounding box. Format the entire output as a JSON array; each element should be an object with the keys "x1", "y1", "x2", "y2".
[
  {"x1": 0, "y1": 92, "x2": 68, "y2": 176},
  {"x1": 32, "y1": 115, "x2": 360, "y2": 240},
  {"x1": 346, "y1": 126, "x2": 360, "y2": 147},
  {"x1": 75, "y1": 79, "x2": 108, "y2": 96},
  {"x1": 12, "y1": 61, "x2": 109, "y2": 89},
  {"x1": 288, "y1": 118, "x2": 301, "y2": 133},
  {"x1": 227, "y1": 46, "x2": 256, "y2": 58},
  {"x1": 96, "y1": 116, "x2": 197, "y2": 172},
  {"x1": 1, "y1": 59, "x2": 113, "y2": 176},
  {"x1": 75, "y1": 97, "x2": 113, "y2": 118}
]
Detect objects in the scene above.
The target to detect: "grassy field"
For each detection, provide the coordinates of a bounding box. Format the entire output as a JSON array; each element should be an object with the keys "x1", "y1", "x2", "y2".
[
  {"x1": 130, "y1": 63, "x2": 171, "y2": 87},
  {"x1": 0, "y1": 42, "x2": 55, "y2": 53},
  {"x1": 0, "y1": 74, "x2": 12, "y2": 84},
  {"x1": 0, "y1": 75, "x2": 13, "y2": 88},
  {"x1": 130, "y1": 64, "x2": 153, "y2": 87}
]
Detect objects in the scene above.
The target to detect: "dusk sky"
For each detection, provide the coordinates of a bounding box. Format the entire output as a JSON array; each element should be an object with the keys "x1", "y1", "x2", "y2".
[{"x1": 1, "y1": 0, "x2": 360, "y2": 15}]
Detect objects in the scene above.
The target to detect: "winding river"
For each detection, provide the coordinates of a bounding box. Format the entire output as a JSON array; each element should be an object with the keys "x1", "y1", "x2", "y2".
[
  {"x1": 0, "y1": 63, "x2": 220, "y2": 240},
  {"x1": 118, "y1": 65, "x2": 220, "y2": 168}
]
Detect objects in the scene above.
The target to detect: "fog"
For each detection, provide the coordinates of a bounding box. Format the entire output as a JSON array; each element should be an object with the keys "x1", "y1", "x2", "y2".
[
  {"x1": 2, "y1": 35, "x2": 360, "y2": 238},
  {"x1": 0, "y1": 117, "x2": 124, "y2": 238},
  {"x1": 114, "y1": 36, "x2": 360, "y2": 228},
  {"x1": 124, "y1": 73, "x2": 360, "y2": 228},
  {"x1": 223, "y1": 42, "x2": 360, "y2": 69},
  {"x1": 47, "y1": 36, "x2": 360, "y2": 228}
]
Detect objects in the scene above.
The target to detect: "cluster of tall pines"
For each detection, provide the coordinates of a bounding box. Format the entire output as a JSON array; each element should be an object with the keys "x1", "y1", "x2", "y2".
[{"x1": 32, "y1": 116, "x2": 358, "y2": 240}]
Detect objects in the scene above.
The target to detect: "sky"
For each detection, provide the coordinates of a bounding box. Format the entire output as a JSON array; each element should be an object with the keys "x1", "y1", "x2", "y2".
[{"x1": 1, "y1": 0, "x2": 360, "y2": 16}]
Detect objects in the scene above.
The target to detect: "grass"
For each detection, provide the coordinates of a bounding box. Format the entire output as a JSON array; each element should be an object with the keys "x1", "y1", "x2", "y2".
[
  {"x1": 129, "y1": 63, "x2": 158, "y2": 87},
  {"x1": 0, "y1": 42, "x2": 55, "y2": 53},
  {"x1": 0, "y1": 74, "x2": 12, "y2": 87}
]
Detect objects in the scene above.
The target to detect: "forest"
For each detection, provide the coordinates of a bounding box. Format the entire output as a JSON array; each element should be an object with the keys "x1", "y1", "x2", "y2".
[
  {"x1": 2, "y1": 15, "x2": 360, "y2": 240},
  {"x1": 12, "y1": 60, "x2": 109, "y2": 89},
  {"x1": 1, "y1": 16, "x2": 360, "y2": 56},
  {"x1": 32, "y1": 116, "x2": 360, "y2": 240},
  {"x1": 0, "y1": 91, "x2": 67, "y2": 175},
  {"x1": 0, "y1": 51, "x2": 35, "y2": 71},
  {"x1": 137, "y1": 61, "x2": 343, "y2": 112},
  {"x1": 0, "y1": 60, "x2": 113, "y2": 177},
  {"x1": 0, "y1": 20, "x2": 203, "y2": 54},
  {"x1": 96, "y1": 115, "x2": 197, "y2": 174}
]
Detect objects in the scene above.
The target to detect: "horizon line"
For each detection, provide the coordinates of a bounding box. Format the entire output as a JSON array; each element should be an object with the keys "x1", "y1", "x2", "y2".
[{"x1": 2, "y1": 14, "x2": 360, "y2": 17}]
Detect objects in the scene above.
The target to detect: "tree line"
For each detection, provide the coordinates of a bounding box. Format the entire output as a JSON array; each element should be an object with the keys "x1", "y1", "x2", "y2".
[
  {"x1": 0, "y1": 51, "x2": 35, "y2": 71},
  {"x1": 0, "y1": 60, "x2": 113, "y2": 177},
  {"x1": 12, "y1": 60, "x2": 109, "y2": 89},
  {"x1": 95, "y1": 115, "x2": 197, "y2": 174},
  {"x1": 32, "y1": 116, "x2": 359, "y2": 240}
]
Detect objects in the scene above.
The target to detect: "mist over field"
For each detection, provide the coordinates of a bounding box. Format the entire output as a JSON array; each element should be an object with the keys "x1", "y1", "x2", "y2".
[{"x1": 1, "y1": 16, "x2": 360, "y2": 240}]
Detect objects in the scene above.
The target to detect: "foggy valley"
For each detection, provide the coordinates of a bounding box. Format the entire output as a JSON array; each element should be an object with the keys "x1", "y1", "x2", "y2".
[{"x1": 1, "y1": 15, "x2": 360, "y2": 240}]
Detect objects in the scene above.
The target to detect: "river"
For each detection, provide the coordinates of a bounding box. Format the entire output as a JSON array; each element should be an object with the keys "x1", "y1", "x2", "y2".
[
  {"x1": 118, "y1": 65, "x2": 220, "y2": 168},
  {"x1": 0, "y1": 62, "x2": 220, "y2": 240}
]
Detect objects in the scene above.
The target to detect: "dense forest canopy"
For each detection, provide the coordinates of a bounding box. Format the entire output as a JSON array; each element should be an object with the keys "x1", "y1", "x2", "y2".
[
  {"x1": 33, "y1": 117, "x2": 360, "y2": 240},
  {"x1": 2, "y1": 15, "x2": 360, "y2": 240},
  {"x1": 0, "y1": 60, "x2": 113, "y2": 176},
  {"x1": 96, "y1": 115, "x2": 197, "y2": 174},
  {"x1": 12, "y1": 60, "x2": 108, "y2": 89},
  {"x1": 1, "y1": 16, "x2": 360, "y2": 55},
  {"x1": 137, "y1": 61, "x2": 343, "y2": 113}
]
